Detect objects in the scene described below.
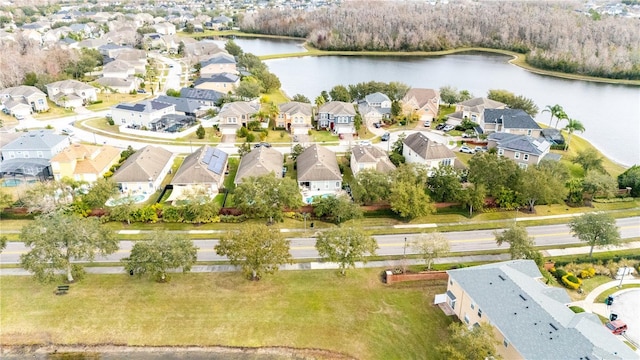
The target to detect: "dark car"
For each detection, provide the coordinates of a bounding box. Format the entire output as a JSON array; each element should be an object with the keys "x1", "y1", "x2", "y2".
[
  {"x1": 436, "y1": 123, "x2": 446, "y2": 130},
  {"x1": 255, "y1": 142, "x2": 272, "y2": 148},
  {"x1": 374, "y1": 122, "x2": 382, "y2": 128},
  {"x1": 381, "y1": 132, "x2": 390, "y2": 141},
  {"x1": 137, "y1": 89, "x2": 146, "y2": 93}
]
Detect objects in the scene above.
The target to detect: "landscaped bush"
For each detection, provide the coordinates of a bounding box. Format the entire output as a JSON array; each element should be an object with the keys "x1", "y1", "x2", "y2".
[
  {"x1": 219, "y1": 214, "x2": 248, "y2": 223},
  {"x1": 551, "y1": 267, "x2": 567, "y2": 281},
  {"x1": 569, "y1": 305, "x2": 585, "y2": 313},
  {"x1": 561, "y1": 273, "x2": 582, "y2": 290},
  {"x1": 236, "y1": 127, "x2": 249, "y2": 138},
  {"x1": 579, "y1": 267, "x2": 596, "y2": 279}
]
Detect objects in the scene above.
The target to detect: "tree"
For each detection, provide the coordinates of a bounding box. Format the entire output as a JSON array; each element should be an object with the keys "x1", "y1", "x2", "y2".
[
  {"x1": 568, "y1": 212, "x2": 621, "y2": 257},
  {"x1": 542, "y1": 104, "x2": 564, "y2": 127},
  {"x1": 389, "y1": 179, "x2": 435, "y2": 220},
  {"x1": 563, "y1": 118, "x2": 585, "y2": 151},
  {"x1": 329, "y1": 85, "x2": 351, "y2": 102},
  {"x1": 582, "y1": 171, "x2": 618, "y2": 200},
  {"x1": 235, "y1": 80, "x2": 261, "y2": 99},
  {"x1": 196, "y1": 124, "x2": 206, "y2": 139},
  {"x1": 411, "y1": 232, "x2": 450, "y2": 270},
  {"x1": 20, "y1": 212, "x2": 118, "y2": 283},
  {"x1": 390, "y1": 99, "x2": 402, "y2": 121},
  {"x1": 617, "y1": 165, "x2": 640, "y2": 197},
  {"x1": 572, "y1": 148, "x2": 605, "y2": 173},
  {"x1": 183, "y1": 23, "x2": 194, "y2": 34},
  {"x1": 437, "y1": 322, "x2": 499, "y2": 360},
  {"x1": 389, "y1": 133, "x2": 406, "y2": 166},
  {"x1": 0, "y1": 191, "x2": 14, "y2": 210},
  {"x1": 82, "y1": 178, "x2": 118, "y2": 209},
  {"x1": 427, "y1": 165, "x2": 463, "y2": 202},
  {"x1": 458, "y1": 89, "x2": 472, "y2": 102},
  {"x1": 487, "y1": 89, "x2": 539, "y2": 116},
  {"x1": 439, "y1": 85, "x2": 459, "y2": 106},
  {"x1": 315, "y1": 227, "x2": 378, "y2": 276},
  {"x1": 289, "y1": 144, "x2": 305, "y2": 161},
  {"x1": 518, "y1": 165, "x2": 567, "y2": 212},
  {"x1": 494, "y1": 224, "x2": 542, "y2": 264},
  {"x1": 0, "y1": 235, "x2": 6, "y2": 252},
  {"x1": 215, "y1": 224, "x2": 292, "y2": 280},
  {"x1": 457, "y1": 183, "x2": 486, "y2": 217},
  {"x1": 351, "y1": 169, "x2": 391, "y2": 205},
  {"x1": 314, "y1": 95, "x2": 326, "y2": 107},
  {"x1": 234, "y1": 175, "x2": 303, "y2": 223},
  {"x1": 256, "y1": 70, "x2": 281, "y2": 93},
  {"x1": 468, "y1": 152, "x2": 522, "y2": 196},
  {"x1": 292, "y1": 93, "x2": 310, "y2": 103},
  {"x1": 122, "y1": 231, "x2": 198, "y2": 282},
  {"x1": 237, "y1": 142, "x2": 252, "y2": 157},
  {"x1": 225, "y1": 39, "x2": 243, "y2": 57},
  {"x1": 313, "y1": 194, "x2": 362, "y2": 224}
]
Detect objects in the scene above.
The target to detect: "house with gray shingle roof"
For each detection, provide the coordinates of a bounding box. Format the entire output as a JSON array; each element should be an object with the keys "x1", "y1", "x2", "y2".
[
  {"x1": 317, "y1": 101, "x2": 356, "y2": 134},
  {"x1": 0, "y1": 85, "x2": 49, "y2": 113},
  {"x1": 440, "y1": 260, "x2": 638, "y2": 360},
  {"x1": 488, "y1": 133, "x2": 554, "y2": 169},
  {"x1": 45, "y1": 80, "x2": 98, "y2": 108},
  {"x1": 296, "y1": 144, "x2": 342, "y2": 195},
  {"x1": 234, "y1": 146, "x2": 283, "y2": 185},
  {"x1": 277, "y1": 101, "x2": 313, "y2": 133},
  {"x1": 200, "y1": 53, "x2": 237, "y2": 77},
  {"x1": 0, "y1": 130, "x2": 70, "y2": 178},
  {"x1": 111, "y1": 145, "x2": 174, "y2": 195},
  {"x1": 481, "y1": 108, "x2": 541, "y2": 137},
  {"x1": 447, "y1": 97, "x2": 506, "y2": 126},
  {"x1": 179, "y1": 87, "x2": 223, "y2": 107},
  {"x1": 111, "y1": 100, "x2": 175, "y2": 129},
  {"x1": 358, "y1": 92, "x2": 392, "y2": 125},
  {"x1": 402, "y1": 132, "x2": 456, "y2": 175},
  {"x1": 193, "y1": 72, "x2": 240, "y2": 93},
  {"x1": 216, "y1": 101, "x2": 259, "y2": 133},
  {"x1": 169, "y1": 145, "x2": 228, "y2": 200},
  {"x1": 350, "y1": 144, "x2": 396, "y2": 176},
  {"x1": 155, "y1": 95, "x2": 205, "y2": 117}
]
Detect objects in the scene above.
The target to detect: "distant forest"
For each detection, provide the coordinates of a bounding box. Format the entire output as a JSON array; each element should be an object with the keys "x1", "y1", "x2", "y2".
[{"x1": 240, "y1": 2, "x2": 640, "y2": 80}]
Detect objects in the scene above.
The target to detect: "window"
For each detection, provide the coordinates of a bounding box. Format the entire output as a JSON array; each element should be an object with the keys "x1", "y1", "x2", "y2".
[
  {"x1": 527, "y1": 129, "x2": 532, "y2": 136},
  {"x1": 523, "y1": 154, "x2": 529, "y2": 161},
  {"x1": 518, "y1": 163, "x2": 528, "y2": 170},
  {"x1": 504, "y1": 339, "x2": 509, "y2": 348},
  {"x1": 464, "y1": 314, "x2": 470, "y2": 324},
  {"x1": 449, "y1": 279, "x2": 453, "y2": 285},
  {"x1": 441, "y1": 158, "x2": 452, "y2": 166},
  {"x1": 514, "y1": 152, "x2": 520, "y2": 159},
  {"x1": 497, "y1": 149, "x2": 504, "y2": 156},
  {"x1": 336, "y1": 182, "x2": 340, "y2": 188},
  {"x1": 470, "y1": 303, "x2": 475, "y2": 310},
  {"x1": 37, "y1": 151, "x2": 43, "y2": 158},
  {"x1": 478, "y1": 309, "x2": 482, "y2": 318}
]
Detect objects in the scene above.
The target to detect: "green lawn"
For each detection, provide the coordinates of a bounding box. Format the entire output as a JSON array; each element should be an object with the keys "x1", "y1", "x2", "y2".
[
  {"x1": 310, "y1": 129, "x2": 339, "y2": 143},
  {"x1": 0, "y1": 270, "x2": 451, "y2": 359}
]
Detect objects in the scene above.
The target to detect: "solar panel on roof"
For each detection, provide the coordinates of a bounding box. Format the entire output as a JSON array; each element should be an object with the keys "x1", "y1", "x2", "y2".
[
  {"x1": 206, "y1": 148, "x2": 227, "y2": 175},
  {"x1": 202, "y1": 147, "x2": 214, "y2": 164}
]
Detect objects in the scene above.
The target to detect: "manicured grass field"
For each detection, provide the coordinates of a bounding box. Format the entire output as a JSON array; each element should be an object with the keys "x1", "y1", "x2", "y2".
[{"x1": 0, "y1": 270, "x2": 451, "y2": 359}]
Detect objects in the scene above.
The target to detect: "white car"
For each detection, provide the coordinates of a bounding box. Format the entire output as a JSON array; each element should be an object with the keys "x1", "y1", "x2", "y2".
[
  {"x1": 443, "y1": 124, "x2": 455, "y2": 132},
  {"x1": 61, "y1": 128, "x2": 75, "y2": 136},
  {"x1": 359, "y1": 140, "x2": 372, "y2": 146},
  {"x1": 459, "y1": 145, "x2": 475, "y2": 154},
  {"x1": 14, "y1": 114, "x2": 25, "y2": 120}
]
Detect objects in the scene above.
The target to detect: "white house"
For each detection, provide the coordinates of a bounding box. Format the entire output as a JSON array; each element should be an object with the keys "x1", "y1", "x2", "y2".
[
  {"x1": 297, "y1": 144, "x2": 342, "y2": 197},
  {"x1": 111, "y1": 145, "x2": 174, "y2": 195},
  {"x1": 45, "y1": 80, "x2": 98, "y2": 108},
  {"x1": 350, "y1": 144, "x2": 396, "y2": 176},
  {"x1": 402, "y1": 132, "x2": 456, "y2": 175},
  {"x1": 111, "y1": 100, "x2": 175, "y2": 128}
]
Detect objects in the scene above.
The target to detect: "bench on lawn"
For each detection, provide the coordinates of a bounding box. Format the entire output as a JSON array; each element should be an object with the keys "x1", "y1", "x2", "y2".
[{"x1": 56, "y1": 285, "x2": 70, "y2": 295}]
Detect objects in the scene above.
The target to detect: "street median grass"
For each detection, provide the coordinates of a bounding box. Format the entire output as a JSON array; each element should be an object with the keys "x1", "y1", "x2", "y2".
[{"x1": 0, "y1": 269, "x2": 451, "y2": 359}]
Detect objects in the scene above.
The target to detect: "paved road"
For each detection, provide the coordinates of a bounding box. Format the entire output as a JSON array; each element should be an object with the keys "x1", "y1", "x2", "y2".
[{"x1": 2, "y1": 217, "x2": 638, "y2": 264}]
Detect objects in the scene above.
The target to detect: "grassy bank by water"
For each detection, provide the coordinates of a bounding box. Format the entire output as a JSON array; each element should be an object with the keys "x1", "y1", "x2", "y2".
[{"x1": 0, "y1": 269, "x2": 451, "y2": 360}]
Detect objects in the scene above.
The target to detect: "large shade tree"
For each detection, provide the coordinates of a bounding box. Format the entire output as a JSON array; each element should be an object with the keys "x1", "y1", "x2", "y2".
[
  {"x1": 20, "y1": 212, "x2": 118, "y2": 282},
  {"x1": 568, "y1": 212, "x2": 621, "y2": 257},
  {"x1": 234, "y1": 175, "x2": 303, "y2": 223},
  {"x1": 494, "y1": 224, "x2": 542, "y2": 265},
  {"x1": 437, "y1": 322, "x2": 499, "y2": 360},
  {"x1": 313, "y1": 194, "x2": 362, "y2": 224},
  {"x1": 122, "y1": 231, "x2": 198, "y2": 282},
  {"x1": 315, "y1": 227, "x2": 378, "y2": 276},
  {"x1": 411, "y1": 232, "x2": 450, "y2": 270},
  {"x1": 215, "y1": 224, "x2": 292, "y2": 280}
]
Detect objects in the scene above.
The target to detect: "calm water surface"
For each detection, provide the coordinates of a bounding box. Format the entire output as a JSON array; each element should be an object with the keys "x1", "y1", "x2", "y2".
[{"x1": 219, "y1": 36, "x2": 640, "y2": 167}]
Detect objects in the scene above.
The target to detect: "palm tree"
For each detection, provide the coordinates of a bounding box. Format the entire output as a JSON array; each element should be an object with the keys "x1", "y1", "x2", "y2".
[
  {"x1": 554, "y1": 109, "x2": 568, "y2": 129},
  {"x1": 315, "y1": 95, "x2": 325, "y2": 107},
  {"x1": 542, "y1": 104, "x2": 563, "y2": 127},
  {"x1": 563, "y1": 118, "x2": 585, "y2": 151}
]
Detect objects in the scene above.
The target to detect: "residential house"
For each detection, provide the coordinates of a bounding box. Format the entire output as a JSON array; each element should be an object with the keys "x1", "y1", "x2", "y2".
[
  {"x1": 481, "y1": 108, "x2": 542, "y2": 137},
  {"x1": 402, "y1": 132, "x2": 456, "y2": 174},
  {"x1": 447, "y1": 97, "x2": 506, "y2": 126},
  {"x1": 154, "y1": 95, "x2": 206, "y2": 118},
  {"x1": 111, "y1": 145, "x2": 174, "y2": 195},
  {"x1": 170, "y1": 145, "x2": 228, "y2": 199},
  {"x1": 111, "y1": 100, "x2": 175, "y2": 128},
  {"x1": 199, "y1": 52, "x2": 237, "y2": 77},
  {"x1": 357, "y1": 92, "x2": 392, "y2": 125},
  {"x1": 0, "y1": 85, "x2": 49, "y2": 114},
  {"x1": 153, "y1": 22, "x2": 176, "y2": 35},
  {"x1": 277, "y1": 101, "x2": 313, "y2": 134},
  {"x1": 96, "y1": 77, "x2": 140, "y2": 94},
  {"x1": 401, "y1": 88, "x2": 440, "y2": 121},
  {"x1": 316, "y1": 101, "x2": 356, "y2": 134},
  {"x1": 102, "y1": 59, "x2": 136, "y2": 78},
  {"x1": 98, "y1": 43, "x2": 128, "y2": 59},
  {"x1": 541, "y1": 128, "x2": 565, "y2": 146},
  {"x1": 142, "y1": 33, "x2": 165, "y2": 49},
  {"x1": 193, "y1": 72, "x2": 240, "y2": 93},
  {"x1": 0, "y1": 130, "x2": 70, "y2": 178},
  {"x1": 77, "y1": 38, "x2": 108, "y2": 50},
  {"x1": 179, "y1": 87, "x2": 224, "y2": 107},
  {"x1": 297, "y1": 144, "x2": 342, "y2": 196},
  {"x1": 234, "y1": 146, "x2": 284, "y2": 185},
  {"x1": 438, "y1": 260, "x2": 637, "y2": 360},
  {"x1": 350, "y1": 144, "x2": 396, "y2": 176},
  {"x1": 206, "y1": 15, "x2": 233, "y2": 30},
  {"x1": 184, "y1": 40, "x2": 223, "y2": 60},
  {"x1": 487, "y1": 133, "x2": 555, "y2": 169},
  {"x1": 45, "y1": 80, "x2": 98, "y2": 108},
  {"x1": 216, "y1": 101, "x2": 259, "y2": 133},
  {"x1": 112, "y1": 48, "x2": 147, "y2": 74},
  {"x1": 50, "y1": 144, "x2": 121, "y2": 182}
]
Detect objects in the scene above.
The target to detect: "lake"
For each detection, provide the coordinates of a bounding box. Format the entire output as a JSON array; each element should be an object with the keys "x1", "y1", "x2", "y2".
[{"x1": 228, "y1": 38, "x2": 640, "y2": 167}]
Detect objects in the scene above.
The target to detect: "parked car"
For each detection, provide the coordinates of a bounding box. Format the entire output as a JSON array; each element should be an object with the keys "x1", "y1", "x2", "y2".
[
  {"x1": 1, "y1": 108, "x2": 9, "y2": 115},
  {"x1": 381, "y1": 132, "x2": 390, "y2": 141},
  {"x1": 374, "y1": 122, "x2": 382, "y2": 128},
  {"x1": 137, "y1": 89, "x2": 146, "y2": 93},
  {"x1": 605, "y1": 320, "x2": 627, "y2": 335},
  {"x1": 459, "y1": 145, "x2": 474, "y2": 154},
  {"x1": 474, "y1": 146, "x2": 485, "y2": 153},
  {"x1": 360, "y1": 140, "x2": 372, "y2": 146},
  {"x1": 443, "y1": 124, "x2": 455, "y2": 132},
  {"x1": 255, "y1": 142, "x2": 272, "y2": 148},
  {"x1": 435, "y1": 123, "x2": 446, "y2": 131},
  {"x1": 293, "y1": 135, "x2": 299, "y2": 142},
  {"x1": 14, "y1": 114, "x2": 25, "y2": 120},
  {"x1": 423, "y1": 120, "x2": 431, "y2": 127},
  {"x1": 61, "y1": 127, "x2": 74, "y2": 136}
]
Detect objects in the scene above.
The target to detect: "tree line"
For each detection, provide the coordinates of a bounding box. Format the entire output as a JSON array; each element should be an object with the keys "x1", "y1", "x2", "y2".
[{"x1": 239, "y1": 2, "x2": 640, "y2": 80}]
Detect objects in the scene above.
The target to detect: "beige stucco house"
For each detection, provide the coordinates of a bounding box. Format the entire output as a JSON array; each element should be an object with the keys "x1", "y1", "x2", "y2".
[
  {"x1": 402, "y1": 132, "x2": 456, "y2": 175},
  {"x1": 401, "y1": 88, "x2": 440, "y2": 121},
  {"x1": 278, "y1": 101, "x2": 313, "y2": 134},
  {"x1": 50, "y1": 144, "x2": 121, "y2": 182},
  {"x1": 350, "y1": 144, "x2": 395, "y2": 176}
]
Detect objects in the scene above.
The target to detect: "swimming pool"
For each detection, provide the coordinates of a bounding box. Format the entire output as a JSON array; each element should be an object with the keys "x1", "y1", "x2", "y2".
[
  {"x1": 105, "y1": 194, "x2": 146, "y2": 206},
  {"x1": 1, "y1": 179, "x2": 37, "y2": 187},
  {"x1": 304, "y1": 193, "x2": 334, "y2": 204}
]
